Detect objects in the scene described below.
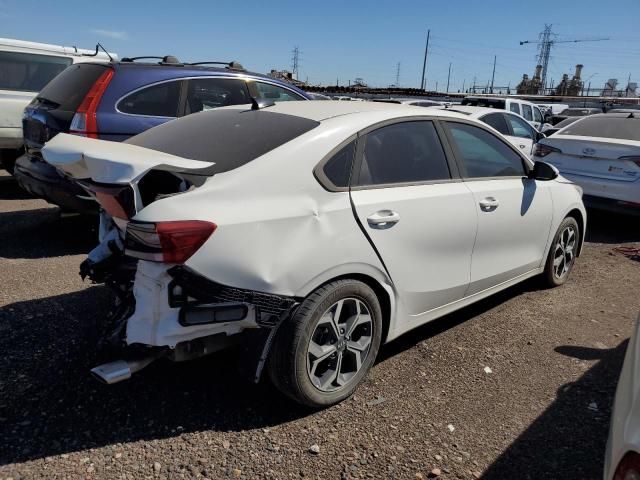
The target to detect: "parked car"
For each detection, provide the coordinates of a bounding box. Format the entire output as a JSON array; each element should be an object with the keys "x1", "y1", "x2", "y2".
[
  {"x1": 42, "y1": 101, "x2": 585, "y2": 407},
  {"x1": 372, "y1": 98, "x2": 443, "y2": 107},
  {"x1": 461, "y1": 96, "x2": 549, "y2": 131},
  {"x1": 550, "y1": 107, "x2": 601, "y2": 125},
  {"x1": 306, "y1": 92, "x2": 331, "y2": 100},
  {"x1": 537, "y1": 103, "x2": 569, "y2": 117},
  {"x1": 541, "y1": 116, "x2": 582, "y2": 136},
  {"x1": 435, "y1": 104, "x2": 544, "y2": 156},
  {"x1": 0, "y1": 37, "x2": 114, "y2": 173},
  {"x1": 15, "y1": 56, "x2": 311, "y2": 213},
  {"x1": 533, "y1": 112, "x2": 640, "y2": 215},
  {"x1": 604, "y1": 314, "x2": 640, "y2": 480}
]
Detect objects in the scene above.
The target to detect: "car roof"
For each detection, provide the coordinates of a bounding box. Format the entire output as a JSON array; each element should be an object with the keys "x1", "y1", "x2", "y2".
[
  {"x1": 223, "y1": 101, "x2": 470, "y2": 122},
  {"x1": 435, "y1": 105, "x2": 506, "y2": 117}
]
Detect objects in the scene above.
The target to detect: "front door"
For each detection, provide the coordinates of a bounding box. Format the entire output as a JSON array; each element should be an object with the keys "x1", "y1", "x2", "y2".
[
  {"x1": 349, "y1": 120, "x2": 477, "y2": 318},
  {"x1": 443, "y1": 121, "x2": 553, "y2": 295}
]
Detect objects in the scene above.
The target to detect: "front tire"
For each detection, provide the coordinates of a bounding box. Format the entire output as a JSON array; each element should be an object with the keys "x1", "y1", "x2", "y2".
[
  {"x1": 543, "y1": 216, "x2": 580, "y2": 287},
  {"x1": 268, "y1": 279, "x2": 383, "y2": 408}
]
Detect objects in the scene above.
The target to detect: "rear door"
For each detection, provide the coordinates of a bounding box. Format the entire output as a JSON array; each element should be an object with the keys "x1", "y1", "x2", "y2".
[
  {"x1": 349, "y1": 119, "x2": 477, "y2": 319},
  {"x1": 443, "y1": 120, "x2": 552, "y2": 294}
]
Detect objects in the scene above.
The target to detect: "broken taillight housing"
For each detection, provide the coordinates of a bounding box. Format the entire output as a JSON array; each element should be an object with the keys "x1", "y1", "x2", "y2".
[
  {"x1": 532, "y1": 143, "x2": 562, "y2": 158},
  {"x1": 125, "y1": 221, "x2": 216, "y2": 264},
  {"x1": 79, "y1": 181, "x2": 136, "y2": 220}
]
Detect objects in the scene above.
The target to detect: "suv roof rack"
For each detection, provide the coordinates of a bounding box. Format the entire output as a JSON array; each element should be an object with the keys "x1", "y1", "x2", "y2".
[
  {"x1": 185, "y1": 61, "x2": 245, "y2": 71},
  {"x1": 120, "y1": 55, "x2": 182, "y2": 65}
]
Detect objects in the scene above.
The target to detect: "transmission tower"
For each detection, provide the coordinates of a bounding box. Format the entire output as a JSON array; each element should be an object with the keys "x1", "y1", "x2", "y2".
[
  {"x1": 395, "y1": 62, "x2": 401, "y2": 87},
  {"x1": 520, "y1": 25, "x2": 609, "y2": 94},
  {"x1": 291, "y1": 46, "x2": 300, "y2": 80}
]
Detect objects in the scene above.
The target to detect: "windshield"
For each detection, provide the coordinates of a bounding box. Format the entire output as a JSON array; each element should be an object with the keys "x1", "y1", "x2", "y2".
[
  {"x1": 560, "y1": 115, "x2": 640, "y2": 141},
  {"x1": 461, "y1": 98, "x2": 506, "y2": 109},
  {"x1": 0, "y1": 51, "x2": 72, "y2": 92},
  {"x1": 126, "y1": 109, "x2": 320, "y2": 174}
]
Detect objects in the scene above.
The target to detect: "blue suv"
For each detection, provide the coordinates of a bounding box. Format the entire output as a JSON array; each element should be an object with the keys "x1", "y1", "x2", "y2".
[{"x1": 17, "y1": 56, "x2": 311, "y2": 212}]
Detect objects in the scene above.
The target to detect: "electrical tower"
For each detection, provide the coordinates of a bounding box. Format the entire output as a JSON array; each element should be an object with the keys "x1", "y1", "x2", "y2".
[
  {"x1": 291, "y1": 46, "x2": 300, "y2": 80},
  {"x1": 520, "y1": 25, "x2": 609, "y2": 94},
  {"x1": 395, "y1": 62, "x2": 401, "y2": 87}
]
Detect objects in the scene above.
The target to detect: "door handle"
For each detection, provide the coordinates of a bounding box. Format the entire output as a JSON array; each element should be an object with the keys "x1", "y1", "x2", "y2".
[
  {"x1": 367, "y1": 210, "x2": 400, "y2": 228},
  {"x1": 479, "y1": 197, "x2": 499, "y2": 211}
]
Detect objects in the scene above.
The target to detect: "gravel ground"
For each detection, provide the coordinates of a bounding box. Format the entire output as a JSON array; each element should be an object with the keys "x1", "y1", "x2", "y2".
[{"x1": 1, "y1": 173, "x2": 639, "y2": 480}]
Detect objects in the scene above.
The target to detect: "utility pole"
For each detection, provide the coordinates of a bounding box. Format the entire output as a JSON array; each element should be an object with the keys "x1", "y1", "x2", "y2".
[
  {"x1": 490, "y1": 55, "x2": 496, "y2": 94},
  {"x1": 291, "y1": 46, "x2": 300, "y2": 80},
  {"x1": 435, "y1": 81, "x2": 438, "y2": 92},
  {"x1": 462, "y1": 78, "x2": 466, "y2": 93},
  {"x1": 420, "y1": 29, "x2": 430, "y2": 90},
  {"x1": 472, "y1": 76, "x2": 476, "y2": 94},
  {"x1": 446, "y1": 62, "x2": 452, "y2": 93},
  {"x1": 395, "y1": 62, "x2": 401, "y2": 87}
]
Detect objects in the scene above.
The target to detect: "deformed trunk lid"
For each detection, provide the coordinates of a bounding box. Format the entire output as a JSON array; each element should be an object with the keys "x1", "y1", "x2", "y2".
[{"x1": 41, "y1": 133, "x2": 213, "y2": 184}]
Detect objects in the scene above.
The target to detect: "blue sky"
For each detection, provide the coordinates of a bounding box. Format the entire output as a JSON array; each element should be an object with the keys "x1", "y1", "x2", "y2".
[{"x1": 1, "y1": 0, "x2": 638, "y2": 91}]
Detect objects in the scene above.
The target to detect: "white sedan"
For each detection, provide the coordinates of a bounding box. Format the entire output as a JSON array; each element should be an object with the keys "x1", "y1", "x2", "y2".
[
  {"x1": 42, "y1": 101, "x2": 586, "y2": 407},
  {"x1": 436, "y1": 105, "x2": 545, "y2": 156},
  {"x1": 533, "y1": 113, "x2": 640, "y2": 215}
]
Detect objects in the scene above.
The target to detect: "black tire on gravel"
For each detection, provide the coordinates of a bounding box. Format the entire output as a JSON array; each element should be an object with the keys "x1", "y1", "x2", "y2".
[
  {"x1": 543, "y1": 216, "x2": 580, "y2": 288},
  {"x1": 268, "y1": 279, "x2": 383, "y2": 408}
]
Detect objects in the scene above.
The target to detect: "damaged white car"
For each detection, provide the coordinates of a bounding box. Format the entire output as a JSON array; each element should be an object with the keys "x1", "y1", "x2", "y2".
[{"x1": 42, "y1": 101, "x2": 586, "y2": 407}]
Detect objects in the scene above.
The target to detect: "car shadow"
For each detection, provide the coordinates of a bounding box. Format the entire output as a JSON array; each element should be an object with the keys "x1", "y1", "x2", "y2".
[
  {"x1": 482, "y1": 341, "x2": 627, "y2": 479},
  {"x1": 0, "y1": 208, "x2": 98, "y2": 259},
  {"x1": 0, "y1": 276, "x2": 545, "y2": 466},
  {"x1": 585, "y1": 208, "x2": 640, "y2": 244},
  {"x1": 0, "y1": 175, "x2": 32, "y2": 200}
]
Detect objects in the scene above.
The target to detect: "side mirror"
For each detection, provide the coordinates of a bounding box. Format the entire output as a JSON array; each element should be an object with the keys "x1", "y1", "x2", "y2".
[
  {"x1": 529, "y1": 161, "x2": 559, "y2": 181},
  {"x1": 535, "y1": 131, "x2": 546, "y2": 142}
]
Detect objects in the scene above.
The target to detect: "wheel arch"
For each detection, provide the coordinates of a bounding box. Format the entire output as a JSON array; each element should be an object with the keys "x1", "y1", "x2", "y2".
[{"x1": 565, "y1": 207, "x2": 586, "y2": 256}]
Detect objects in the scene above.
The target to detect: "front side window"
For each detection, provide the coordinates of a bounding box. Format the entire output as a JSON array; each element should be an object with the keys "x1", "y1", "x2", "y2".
[
  {"x1": 522, "y1": 104, "x2": 533, "y2": 121},
  {"x1": 252, "y1": 82, "x2": 304, "y2": 102},
  {"x1": 481, "y1": 113, "x2": 510, "y2": 135},
  {"x1": 0, "y1": 51, "x2": 71, "y2": 92},
  {"x1": 447, "y1": 122, "x2": 526, "y2": 178},
  {"x1": 509, "y1": 103, "x2": 521, "y2": 115},
  {"x1": 186, "y1": 77, "x2": 250, "y2": 113},
  {"x1": 119, "y1": 81, "x2": 182, "y2": 117},
  {"x1": 356, "y1": 121, "x2": 450, "y2": 186},
  {"x1": 322, "y1": 141, "x2": 355, "y2": 188},
  {"x1": 505, "y1": 114, "x2": 534, "y2": 139}
]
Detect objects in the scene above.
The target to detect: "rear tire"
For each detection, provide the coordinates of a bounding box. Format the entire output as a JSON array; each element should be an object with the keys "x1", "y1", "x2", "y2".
[
  {"x1": 268, "y1": 279, "x2": 382, "y2": 408},
  {"x1": 543, "y1": 216, "x2": 580, "y2": 287}
]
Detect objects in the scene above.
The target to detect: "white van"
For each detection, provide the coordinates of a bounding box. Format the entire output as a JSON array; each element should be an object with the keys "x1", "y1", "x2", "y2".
[
  {"x1": 0, "y1": 38, "x2": 115, "y2": 173},
  {"x1": 461, "y1": 96, "x2": 551, "y2": 132}
]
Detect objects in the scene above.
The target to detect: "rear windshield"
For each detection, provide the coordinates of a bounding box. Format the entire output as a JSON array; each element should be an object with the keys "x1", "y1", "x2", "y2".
[
  {"x1": 560, "y1": 115, "x2": 640, "y2": 141},
  {"x1": 125, "y1": 109, "x2": 320, "y2": 174},
  {"x1": 461, "y1": 98, "x2": 506, "y2": 109},
  {"x1": 0, "y1": 51, "x2": 72, "y2": 92},
  {"x1": 37, "y1": 63, "x2": 108, "y2": 111}
]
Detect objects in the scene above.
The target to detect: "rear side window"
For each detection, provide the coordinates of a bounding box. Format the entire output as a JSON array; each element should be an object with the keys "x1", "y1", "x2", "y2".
[
  {"x1": 251, "y1": 82, "x2": 304, "y2": 102},
  {"x1": 509, "y1": 103, "x2": 521, "y2": 115},
  {"x1": 126, "y1": 109, "x2": 319, "y2": 174},
  {"x1": 36, "y1": 63, "x2": 107, "y2": 110},
  {"x1": 522, "y1": 104, "x2": 533, "y2": 121},
  {"x1": 321, "y1": 141, "x2": 355, "y2": 188},
  {"x1": 119, "y1": 81, "x2": 182, "y2": 117},
  {"x1": 447, "y1": 122, "x2": 525, "y2": 178},
  {"x1": 0, "y1": 51, "x2": 71, "y2": 92},
  {"x1": 356, "y1": 121, "x2": 450, "y2": 186},
  {"x1": 481, "y1": 113, "x2": 510, "y2": 135},
  {"x1": 533, "y1": 107, "x2": 543, "y2": 123},
  {"x1": 185, "y1": 78, "x2": 250, "y2": 114}
]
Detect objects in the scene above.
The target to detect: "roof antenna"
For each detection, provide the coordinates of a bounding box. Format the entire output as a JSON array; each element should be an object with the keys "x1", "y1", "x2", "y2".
[{"x1": 82, "y1": 42, "x2": 114, "y2": 61}]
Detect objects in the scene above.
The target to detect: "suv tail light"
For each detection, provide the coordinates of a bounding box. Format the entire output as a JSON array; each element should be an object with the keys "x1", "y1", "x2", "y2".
[
  {"x1": 69, "y1": 68, "x2": 114, "y2": 138},
  {"x1": 613, "y1": 451, "x2": 640, "y2": 480},
  {"x1": 533, "y1": 143, "x2": 562, "y2": 158},
  {"x1": 125, "y1": 221, "x2": 216, "y2": 264}
]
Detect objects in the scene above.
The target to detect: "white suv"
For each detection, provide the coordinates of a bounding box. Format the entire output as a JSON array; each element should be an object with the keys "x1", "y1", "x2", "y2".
[
  {"x1": 0, "y1": 38, "x2": 115, "y2": 173},
  {"x1": 462, "y1": 96, "x2": 550, "y2": 131}
]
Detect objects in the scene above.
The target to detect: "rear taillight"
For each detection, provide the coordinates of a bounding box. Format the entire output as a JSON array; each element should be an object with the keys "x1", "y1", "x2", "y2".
[
  {"x1": 69, "y1": 68, "x2": 114, "y2": 139},
  {"x1": 619, "y1": 156, "x2": 640, "y2": 168},
  {"x1": 125, "y1": 221, "x2": 216, "y2": 264},
  {"x1": 613, "y1": 451, "x2": 640, "y2": 480},
  {"x1": 533, "y1": 143, "x2": 562, "y2": 158}
]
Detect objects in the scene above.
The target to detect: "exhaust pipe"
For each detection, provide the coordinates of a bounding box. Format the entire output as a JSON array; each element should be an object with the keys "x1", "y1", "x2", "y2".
[{"x1": 90, "y1": 356, "x2": 158, "y2": 384}]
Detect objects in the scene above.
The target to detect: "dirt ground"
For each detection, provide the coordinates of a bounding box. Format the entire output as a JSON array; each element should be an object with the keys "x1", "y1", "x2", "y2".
[{"x1": 1, "y1": 173, "x2": 639, "y2": 480}]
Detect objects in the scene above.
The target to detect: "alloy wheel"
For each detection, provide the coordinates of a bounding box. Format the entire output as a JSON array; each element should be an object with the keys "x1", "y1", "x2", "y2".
[
  {"x1": 306, "y1": 298, "x2": 373, "y2": 392},
  {"x1": 553, "y1": 225, "x2": 577, "y2": 279}
]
